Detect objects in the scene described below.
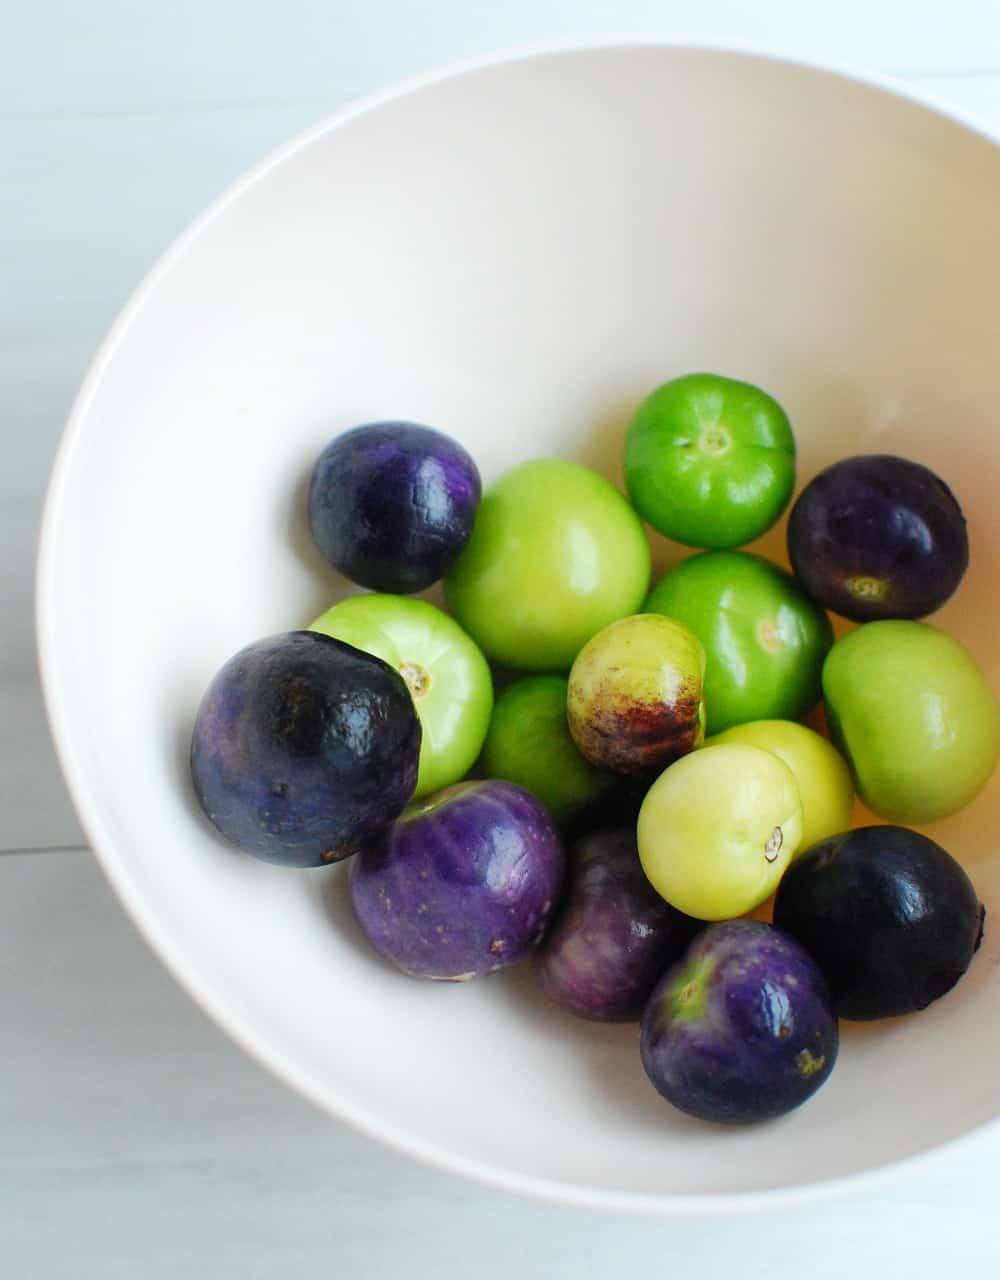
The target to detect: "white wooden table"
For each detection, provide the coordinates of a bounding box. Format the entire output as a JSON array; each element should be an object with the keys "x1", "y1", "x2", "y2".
[{"x1": 5, "y1": 5, "x2": 1000, "y2": 1274}]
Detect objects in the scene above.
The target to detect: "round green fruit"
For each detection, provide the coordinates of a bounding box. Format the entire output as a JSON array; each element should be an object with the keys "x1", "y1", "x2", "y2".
[
  {"x1": 706, "y1": 720, "x2": 853, "y2": 856},
  {"x1": 567, "y1": 614, "x2": 706, "y2": 777},
  {"x1": 646, "y1": 550, "x2": 833, "y2": 734},
  {"x1": 482, "y1": 675, "x2": 613, "y2": 823},
  {"x1": 822, "y1": 620, "x2": 1000, "y2": 823},
  {"x1": 637, "y1": 743, "x2": 803, "y2": 920},
  {"x1": 309, "y1": 594, "x2": 492, "y2": 799},
  {"x1": 625, "y1": 373, "x2": 796, "y2": 549},
  {"x1": 445, "y1": 459, "x2": 650, "y2": 671}
]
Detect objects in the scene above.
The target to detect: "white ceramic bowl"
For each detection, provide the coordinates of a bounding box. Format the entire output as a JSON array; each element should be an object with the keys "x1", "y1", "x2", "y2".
[{"x1": 38, "y1": 40, "x2": 1000, "y2": 1213}]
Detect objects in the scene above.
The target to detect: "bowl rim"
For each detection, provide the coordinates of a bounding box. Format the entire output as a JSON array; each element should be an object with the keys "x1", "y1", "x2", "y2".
[{"x1": 35, "y1": 33, "x2": 1000, "y2": 1216}]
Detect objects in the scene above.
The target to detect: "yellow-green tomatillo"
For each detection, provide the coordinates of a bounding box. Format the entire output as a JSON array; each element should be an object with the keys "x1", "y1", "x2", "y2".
[
  {"x1": 705, "y1": 720, "x2": 853, "y2": 857},
  {"x1": 638, "y1": 743, "x2": 803, "y2": 920}
]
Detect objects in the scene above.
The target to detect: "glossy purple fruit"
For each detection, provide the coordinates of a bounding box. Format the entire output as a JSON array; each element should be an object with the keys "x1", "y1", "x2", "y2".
[
  {"x1": 538, "y1": 828, "x2": 701, "y2": 1022},
  {"x1": 349, "y1": 780, "x2": 564, "y2": 980},
  {"x1": 787, "y1": 454, "x2": 968, "y2": 621},
  {"x1": 309, "y1": 421, "x2": 481, "y2": 593},
  {"x1": 773, "y1": 826, "x2": 985, "y2": 1020},
  {"x1": 640, "y1": 920, "x2": 838, "y2": 1124},
  {"x1": 190, "y1": 631, "x2": 421, "y2": 867}
]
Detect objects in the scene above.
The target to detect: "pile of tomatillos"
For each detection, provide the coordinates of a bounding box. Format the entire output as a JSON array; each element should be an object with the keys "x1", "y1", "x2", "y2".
[{"x1": 190, "y1": 372, "x2": 1000, "y2": 1126}]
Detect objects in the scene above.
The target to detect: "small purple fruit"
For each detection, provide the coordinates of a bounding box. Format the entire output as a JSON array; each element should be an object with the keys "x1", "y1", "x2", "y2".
[
  {"x1": 309, "y1": 421, "x2": 481, "y2": 594},
  {"x1": 787, "y1": 454, "x2": 968, "y2": 621},
  {"x1": 773, "y1": 826, "x2": 985, "y2": 1020},
  {"x1": 349, "y1": 780, "x2": 564, "y2": 980},
  {"x1": 640, "y1": 920, "x2": 838, "y2": 1124},
  {"x1": 538, "y1": 828, "x2": 701, "y2": 1022},
  {"x1": 190, "y1": 631, "x2": 421, "y2": 866}
]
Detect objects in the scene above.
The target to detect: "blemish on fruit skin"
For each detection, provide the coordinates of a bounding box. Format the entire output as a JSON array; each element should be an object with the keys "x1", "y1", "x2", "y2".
[
  {"x1": 846, "y1": 575, "x2": 889, "y2": 603},
  {"x1": 399, "y1": 660, "x2": 432, "y2": 698},
  {"x1": 322, "y1": 836, "x2": 361, "y2": 863},
  {"x1": 764, "y1": 827, "x2": 783, "y2": 862},
  {"x1": 698, "y1": 425, "x2": 731, "y2": 457},
  {"x1": 756, "y1": 618, "x2": 785, "y2": 653},
  {"x1": 795, "y1": 1048, "x2": 827, "y2": 1077},
  {"x1": 572, "y1": 686, "x2": 704, "y2": 776}
]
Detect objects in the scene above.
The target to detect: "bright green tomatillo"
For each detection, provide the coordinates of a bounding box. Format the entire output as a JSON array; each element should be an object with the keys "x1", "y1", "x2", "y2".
[
  {"x1": 646, "y1": 550, "x2": 832, "y2": 734},
  {"x1": 625, "y1": 372, "x2": 796, "y2": 549}
]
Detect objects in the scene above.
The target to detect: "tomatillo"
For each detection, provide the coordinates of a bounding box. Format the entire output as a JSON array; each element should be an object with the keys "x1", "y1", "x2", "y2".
[
  {"x1": 445, "y1": 459, "x2": 650, "y2": 671},
  {"x1": 705, "y1": 719, "x2": 854, "y2": 856},
  {"x1": 482, "y1": 675, "x2": 614, "y2": 823},
  {"x1": 822, "y1": 620, "x2": 1000, "y2": 823},
  {"x1": 646, "y1": 550, "x2": 833, "y2": 734},
  {"x1": 637, "y1": 743, "x2": 803, "y2": 921},
  {"x1": 625, "y1": 372, "x2": 796, "y2": 548}
]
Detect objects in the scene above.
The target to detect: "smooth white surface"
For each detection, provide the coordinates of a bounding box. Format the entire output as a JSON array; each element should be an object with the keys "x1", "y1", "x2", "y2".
[
  {"x1": 5, "y1": 2, "x2": 1000, "y2": 1269},
  {"x1": 36, "y1": 42, "x2": 1000, "y2": 1209}
]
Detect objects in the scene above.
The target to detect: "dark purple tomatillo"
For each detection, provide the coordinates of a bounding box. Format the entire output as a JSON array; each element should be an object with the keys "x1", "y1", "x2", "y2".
[
  {"x1": 640, "y1": 920, "x2": 838, "y2": 1124},
  {"x1": 787, "y1": 454, "x2": 967, "y2": 621},
  {"x1": 309, "y1": 421, "x2": 481, "y2": 593}
]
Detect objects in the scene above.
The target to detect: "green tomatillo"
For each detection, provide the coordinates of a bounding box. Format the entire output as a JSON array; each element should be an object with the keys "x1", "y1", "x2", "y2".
[
  {"x1": 822, "y1": 620, "x2": 1000, "y2": 823},
  {"x1": 482, "y1": 675, "x2": 614, "y2": 823},
  {"x1": 445, "y1": 458, "x2": 650, "y2": 671},
  {"x1": 625, "y1": 372, "x2": 796, "y2": 549},
  {"x1": 646, "y1": 550, "x2": 833, "y2": 734}
]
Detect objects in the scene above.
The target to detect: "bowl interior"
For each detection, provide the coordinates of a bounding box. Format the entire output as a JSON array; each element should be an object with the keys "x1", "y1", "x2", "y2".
[{"x1": 40, "y1": 43, "x2": 1000, "y2": 1208}]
